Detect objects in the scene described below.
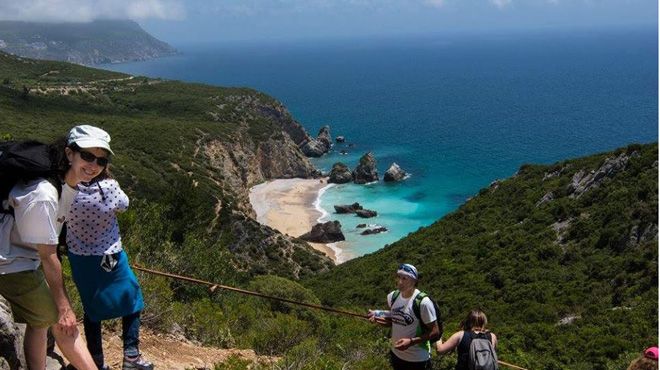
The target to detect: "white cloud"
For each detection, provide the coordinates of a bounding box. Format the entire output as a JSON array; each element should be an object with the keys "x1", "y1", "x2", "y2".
[
  {"x1": 0, "y1": 0, "x2": 185, "y2": 22},
  {"x1": 490, "y1": 0, "x2": 512, "y2": 8}
]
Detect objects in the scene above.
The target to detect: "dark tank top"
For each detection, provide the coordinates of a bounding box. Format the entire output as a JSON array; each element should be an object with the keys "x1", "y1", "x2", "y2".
[{"x1": 455, "y1": 330, "x2": 493, "y2": 370}]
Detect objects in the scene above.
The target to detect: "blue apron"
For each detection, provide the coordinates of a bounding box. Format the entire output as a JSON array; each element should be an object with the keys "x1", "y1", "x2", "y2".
[{"x1": 68, "y1": 250, "x2": 144, "y2": 322}]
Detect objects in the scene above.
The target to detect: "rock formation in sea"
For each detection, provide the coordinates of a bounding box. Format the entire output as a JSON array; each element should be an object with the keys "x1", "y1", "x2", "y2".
[
  {"x1": 301, "y1": 125, "x2": 332, "y2": 157},
  {"x1": 361, "y1": 226, "x2": 388, "y2": 235},
  {"x1": 384, "y1": 162, "x2": 407, "y2": 182},
  {"x1": 336, "y1": 136, "x2": 345, "y2": 143},
  {"x1": 329, "y1": 162, "x2": 353, "y2": 184},
  {"x1": 356, "y1": 209, "x2": 378, "y2": 218},
  {"x1": 299, "y1": 221, "x2": 346, "y2": 243},
  {"x1": 316, "y1": 126, "x2": 332, "y2": 150},
  {"x1": 334, "y1": 202, "x2": 363, "y2": 214},
  {"x1": 353, "y1": 152, "x2": 379, "y2": 184}
]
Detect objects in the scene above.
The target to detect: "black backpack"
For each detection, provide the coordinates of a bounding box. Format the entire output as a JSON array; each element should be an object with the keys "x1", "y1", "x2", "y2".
[
  {"x1": 0, "y1": 140, "x2": 61, "y2": 215},
  {"x1": 390, "y1": 290, "x2": 443, "y2": 348}
]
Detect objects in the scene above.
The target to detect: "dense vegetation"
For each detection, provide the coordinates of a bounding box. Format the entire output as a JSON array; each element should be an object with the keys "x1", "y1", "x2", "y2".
[
  {"x1": 305, "y1": 143, "x2": 658, "y2": 369},
  {"x1": 1, "y1": 52, "x2": 656, "y2": 369}
]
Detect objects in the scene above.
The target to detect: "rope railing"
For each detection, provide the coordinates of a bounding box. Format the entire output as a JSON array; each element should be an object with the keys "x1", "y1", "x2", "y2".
[
  {"x1": 132, "y1": 264, "x2": 368, "y2": 319},
  {"x1": 132, "y1": 264, "x2": 529, "y2": 370}
]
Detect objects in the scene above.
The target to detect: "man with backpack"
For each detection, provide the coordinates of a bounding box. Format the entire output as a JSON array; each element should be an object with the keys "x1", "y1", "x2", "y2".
[{"x1": 368, "y1": 263, "x2": 442, "y2": 370}]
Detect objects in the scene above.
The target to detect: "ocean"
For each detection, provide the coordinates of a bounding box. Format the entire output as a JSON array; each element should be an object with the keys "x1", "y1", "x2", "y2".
[{"x1": 103, "y1": 27, "x2": 658, "y2": 260}]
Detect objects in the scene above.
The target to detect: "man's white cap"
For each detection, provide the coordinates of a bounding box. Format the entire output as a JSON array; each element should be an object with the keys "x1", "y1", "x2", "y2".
[{"x1": 67, "y1": 125, "x2": 114, "y2": 155}]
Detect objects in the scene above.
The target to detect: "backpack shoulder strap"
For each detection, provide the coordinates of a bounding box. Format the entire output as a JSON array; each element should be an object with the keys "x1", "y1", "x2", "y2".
[
  {"x1": 389, "y1": 290, "x2": 400, "y2": 308},
  {"x1": 412, "y1": 291, "x2": 427, "y2": 322}
]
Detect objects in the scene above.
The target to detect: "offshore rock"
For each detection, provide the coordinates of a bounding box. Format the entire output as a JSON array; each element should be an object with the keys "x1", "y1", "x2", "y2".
[
  {"x1": 316, "y1": 126, "x2": 332, "y2": 152},
  {"x1": 336, "y1": 136, "x2": 345, "y2": 143},
  {"x1": 353, "y1": 152, "x2": 379, "y2": 184},
  {"x1": 361, "y1": 226, "x2": 388, "y2": 235},
  {"x1": 384, "y1": 163, "x2": 407, "y2": 182},
  {"x1": 302, "y1": 126, "x2": 332, "y2": 157},
  {"x1": 356, "y1": 209, "x2": 378, "y2": 218},
  {"x1": 300, "y1": 221, "x2": 346, "y2": 243},
  {"x1": 334, "y1": 203, "x2": 363, "y2": 214},
  {"x1": 301, "y1": 140, "x2": 327, "y2": 157},
  {"x1": 328, "y1": 162, "x2": 353, "y2": 184}
]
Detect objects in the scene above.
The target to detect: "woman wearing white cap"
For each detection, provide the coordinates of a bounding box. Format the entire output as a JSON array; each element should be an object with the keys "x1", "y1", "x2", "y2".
[
  {"x1": 65, "y1": 126, "x2": 152, "y2": 370},
  {"x1": 0, "y1": 125, "x2": 117, "y2": 370}
]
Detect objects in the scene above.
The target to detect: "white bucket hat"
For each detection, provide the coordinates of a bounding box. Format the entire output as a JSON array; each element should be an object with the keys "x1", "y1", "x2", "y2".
[{"x1": 67, "y1": 125, "x2": 114, "y2": 155}]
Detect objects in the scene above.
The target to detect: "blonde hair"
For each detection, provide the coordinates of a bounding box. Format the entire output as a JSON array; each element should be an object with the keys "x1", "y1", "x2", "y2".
[{"x1": 461, "y1": 309, "x2": 488, "y2": 331}]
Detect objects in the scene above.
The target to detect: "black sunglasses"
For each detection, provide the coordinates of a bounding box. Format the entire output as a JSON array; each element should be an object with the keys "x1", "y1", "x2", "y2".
[{"x1": 78, "y1": 150, "x2": 109, "y2": 166}]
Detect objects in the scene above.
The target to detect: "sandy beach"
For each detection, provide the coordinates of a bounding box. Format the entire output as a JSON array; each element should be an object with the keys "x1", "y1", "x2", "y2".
[{"x1": 249, "y1": 178, "x2": 343, "y2": 263}]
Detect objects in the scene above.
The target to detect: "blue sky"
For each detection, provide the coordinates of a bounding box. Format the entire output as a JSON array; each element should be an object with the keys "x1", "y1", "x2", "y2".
[{"x1": 0, "y1": 0, "x2": 657, "y2": 43}]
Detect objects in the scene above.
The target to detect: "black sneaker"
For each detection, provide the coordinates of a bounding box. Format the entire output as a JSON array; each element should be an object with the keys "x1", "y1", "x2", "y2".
[{"x1": 122, "y1": 355, "x2": 154, "y2": 370}]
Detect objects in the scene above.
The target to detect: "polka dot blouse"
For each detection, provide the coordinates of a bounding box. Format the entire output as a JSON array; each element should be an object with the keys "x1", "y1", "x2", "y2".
[{"x1": 66, "y1": 178, "x2": 129, "y2": 256}]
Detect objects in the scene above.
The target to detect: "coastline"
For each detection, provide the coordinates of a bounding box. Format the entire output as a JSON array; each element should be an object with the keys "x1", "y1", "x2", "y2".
[{"x1": 249, "y1": 178, "x2": 344, "y2": 263}]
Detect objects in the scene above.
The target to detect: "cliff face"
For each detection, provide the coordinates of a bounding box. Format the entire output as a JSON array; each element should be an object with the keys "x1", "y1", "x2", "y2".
[
  {"x1": 0, "y1": 52, "x2": 332, "y2": 280},
  {"x1": 0, "y1": 20, "x2": 177, "y2": 65}
]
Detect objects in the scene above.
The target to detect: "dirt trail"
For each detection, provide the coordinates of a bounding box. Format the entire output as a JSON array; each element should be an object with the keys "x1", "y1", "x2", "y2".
[{"x1": 56, "y1": 326, "x2": 277, "y2": 369}]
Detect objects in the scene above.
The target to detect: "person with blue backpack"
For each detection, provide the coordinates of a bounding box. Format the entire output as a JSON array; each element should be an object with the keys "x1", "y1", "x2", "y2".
[
  {"x1": 368, "y1": 263, "x2": 442, "y2": 370},
  {"x1": 435, "y1": 309, "x2": 499, "y2": 370},
  {"x1": 0, "y1": 125, "x2": 116, "y2": 370}
]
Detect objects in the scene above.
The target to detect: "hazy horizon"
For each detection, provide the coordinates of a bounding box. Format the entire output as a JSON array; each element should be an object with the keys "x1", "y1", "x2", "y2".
[{"x1": 0, "y1": 0, "x2": 656, "y2": 44}]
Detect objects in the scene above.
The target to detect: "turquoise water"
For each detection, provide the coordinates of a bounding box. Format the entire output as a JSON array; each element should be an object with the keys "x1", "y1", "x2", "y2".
[{"x1": 103, "y1": 28, "x2": 658, "y2": 259}]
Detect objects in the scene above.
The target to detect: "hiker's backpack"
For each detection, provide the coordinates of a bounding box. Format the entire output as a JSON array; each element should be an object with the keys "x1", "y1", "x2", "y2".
[
  {"x1": 468, "y1": 332, "x2": 498, "y2": 370},
  {"x1": 390, "y1": 290, "x2": 443, "y2": 348},
  {"x1": 0, "y1": 140, "x2": 60, "y2": 215}
]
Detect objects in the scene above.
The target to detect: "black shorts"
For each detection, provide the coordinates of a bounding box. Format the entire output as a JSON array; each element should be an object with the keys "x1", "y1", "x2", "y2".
[{"x1": 389, "y1": 351, "x2": 432, "y2": 370}]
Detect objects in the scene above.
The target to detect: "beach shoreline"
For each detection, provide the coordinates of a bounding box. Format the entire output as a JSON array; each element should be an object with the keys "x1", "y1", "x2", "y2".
[{"x1": 249, "y1": 178, "x2": 344, "y2": 263}]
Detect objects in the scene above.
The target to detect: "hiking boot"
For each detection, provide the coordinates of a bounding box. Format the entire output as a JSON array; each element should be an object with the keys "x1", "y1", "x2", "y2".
[{"x1": 122, "y1": 355, "x2": 154, "y2": 370}]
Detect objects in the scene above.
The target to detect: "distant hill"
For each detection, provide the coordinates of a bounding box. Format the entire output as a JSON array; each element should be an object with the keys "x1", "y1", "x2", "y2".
[
  {"x1": 0, "y1": 20, "x2": 177, "y2": 65},
  {"x1": 304, "y1": 143, "x2": 658, "y2": 369}
]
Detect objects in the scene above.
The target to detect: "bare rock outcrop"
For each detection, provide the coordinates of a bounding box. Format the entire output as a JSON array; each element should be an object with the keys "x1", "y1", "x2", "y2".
[
  {"x1": 384, "y1": 163, "x2": 406, "y2": 182},
  {"x1": 334, "y1": 203, "x2": 363, "y2": 214},
  {"x1": 361, "y1": 226, "x2": 388, "y2": 235},
  {"x1": 536, "y1": 192, "x2": 554, "y2": 207},
  {"x1": 0, "y1": 297, "x2": 21, "y2": 370},
  {"x1": 301, "y1": 126, "x2": 332, "y2": 157},
  {"x1": 353, "y1": 152, "x2": 379, "y2": 184},
  {"x1": 567, "y1": 153, "x2": 632, "y2": 198},
  {"x1": 328, "y1": 162, "x2": 353, "y2": 184},
  {"x1": 356, "y1": 209, "x2": 378, "y2": 218},
  {"x1": 299, "y1": 221, "x2": 345, "y2": 243}
]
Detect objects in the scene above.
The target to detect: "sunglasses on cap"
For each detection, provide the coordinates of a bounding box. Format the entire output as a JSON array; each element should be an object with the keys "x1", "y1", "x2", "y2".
[
  {"x1": 398, "y1": 264, "x2": 415, "y2": 274},
  {"x1": 78, "y1": 150, "x2": 109, "y2": 166}
]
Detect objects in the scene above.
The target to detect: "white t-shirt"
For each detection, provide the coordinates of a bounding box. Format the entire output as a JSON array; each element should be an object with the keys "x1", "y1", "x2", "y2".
[
  {"x1": 0, "y1": 179, "x2": 78, "y2": 274},
  {"x1": 388, "y1": 289, "x2": 437, "y2": 362}
]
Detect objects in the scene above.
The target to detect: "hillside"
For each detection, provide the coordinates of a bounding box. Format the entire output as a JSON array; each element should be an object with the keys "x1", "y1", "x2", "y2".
[
  {"x1": 304, "y1": 143, "x2": 658, "y2": 369},
  {"x1": 0, "y1": 20, "x2": 176, "y2": 65},
  {"x1": 0, "y1": 51, "x2": 330, "y2": 280},
  {"x1": 0, "y1": 52, "x2": 656, "y2": 370}
]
